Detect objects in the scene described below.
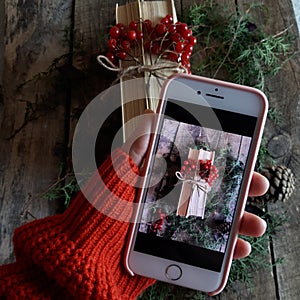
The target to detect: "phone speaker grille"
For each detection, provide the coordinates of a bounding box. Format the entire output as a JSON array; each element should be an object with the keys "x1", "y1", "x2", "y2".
[{"x1": 205, "y1": 93, "x2": 224, "y2": 100}]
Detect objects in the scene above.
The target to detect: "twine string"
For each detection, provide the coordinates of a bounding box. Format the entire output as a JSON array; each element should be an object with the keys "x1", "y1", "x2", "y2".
[
  {"x1": 97, "y1": 55, "x2": 188, "y2": 81},
  {"x1": 175, "y1": 171, "x2": 208, "y2": 193}
]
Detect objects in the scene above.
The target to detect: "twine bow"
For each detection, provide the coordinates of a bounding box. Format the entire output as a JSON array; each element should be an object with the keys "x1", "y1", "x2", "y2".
[
  {"x1": 175, "y1": 171, "x2": 208, "y2": 193},
  {"x1": 97, "y1": 55, "x2": 188, "y2": 82}
]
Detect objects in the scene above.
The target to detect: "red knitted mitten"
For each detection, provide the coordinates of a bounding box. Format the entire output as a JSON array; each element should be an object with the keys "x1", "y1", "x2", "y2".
[{"x1": 3, "y1": 149, "x2": 155, "y2": 300}]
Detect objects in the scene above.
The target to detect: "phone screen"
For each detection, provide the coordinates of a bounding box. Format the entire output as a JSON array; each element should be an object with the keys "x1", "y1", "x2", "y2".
[{"x1": 134, "y1": 98, "x2": 257, "y2": 272}]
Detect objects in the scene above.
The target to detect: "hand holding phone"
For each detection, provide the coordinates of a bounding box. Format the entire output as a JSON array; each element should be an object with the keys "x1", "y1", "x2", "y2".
[{"x1": 125, "y1": 74, "x2": 268, "y2": 295}]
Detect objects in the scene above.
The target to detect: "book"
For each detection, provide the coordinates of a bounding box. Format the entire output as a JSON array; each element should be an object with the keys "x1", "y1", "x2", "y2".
[
  {"x1": 176, "y1": 148, "x2": 215, "y2": 218},
  {"x1": 116, "y1": 0, "x2": 178, "y2": 140}
]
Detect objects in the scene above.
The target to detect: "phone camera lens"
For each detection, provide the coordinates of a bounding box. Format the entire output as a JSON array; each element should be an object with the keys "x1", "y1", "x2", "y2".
[
  {"x1": 197, "y1": 90, "x2": 201, "y2": 95},
  {"x1": 215, "y1": 88, "x2": 219, "y2": 92}
]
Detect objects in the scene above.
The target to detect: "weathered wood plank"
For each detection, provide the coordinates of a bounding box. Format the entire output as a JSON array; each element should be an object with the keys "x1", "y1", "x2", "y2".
[
  {"x1": 202, "y1": 127, "x2": 222, "y2": 150},
  {"x1": 0, "y1": 0, "x2": 4, "y2": 83},
  {"x1": 237, "y1": 0, "x2": 300, "y2": 299},
  {"x1": 1, "y1": 1, "x2": 298, "y2": 299},
  {"x1": 0, "y1": 0, "x2": 73, "y2": 264},
  {"x1": 72, "y1": 0, "x2": 130, "y2": 73},
  {"x1": 260, "y1": 7, "x2": 300, "y2": 300},
  {"x1": 178, "y1": 0, "x2": 299, "y2": 299},
  {"x1": 70, "y1": 0, "x2": 129, "y2": 168},
  {"x1": 70, "y1": 0, "x2": 300, "y2": 298}
]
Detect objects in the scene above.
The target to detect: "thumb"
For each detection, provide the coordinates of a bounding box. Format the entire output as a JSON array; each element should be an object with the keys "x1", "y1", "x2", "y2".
[{"x1": 121, "y1": 110, "x2": 155, "y2": 167}]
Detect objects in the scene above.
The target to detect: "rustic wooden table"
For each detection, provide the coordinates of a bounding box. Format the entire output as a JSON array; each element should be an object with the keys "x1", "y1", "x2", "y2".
[{"x1": 0, "y1": 0, "x2": 299, "y2": 299}]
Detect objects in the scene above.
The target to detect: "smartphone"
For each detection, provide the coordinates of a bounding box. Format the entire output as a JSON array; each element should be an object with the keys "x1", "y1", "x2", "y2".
[{"x1": 124, "y1": 74, "x2": 268, "y2": 295}]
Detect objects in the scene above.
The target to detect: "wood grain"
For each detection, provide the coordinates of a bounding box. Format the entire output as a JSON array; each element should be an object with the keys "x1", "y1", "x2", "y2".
[
  {"x1": 0, "y1": 0, "x2": 4, "y2": 83},
  {"x1": 70, "y1": 0, "x2": 128, "y2": 168},
  {"x1": 230, "y1": 0, "x2": 300, "y2": 298},
  {"x1": 256, "y1": 0, "x2": 300, "y2": 298},
  {"x1": 0, "y1": 0, "x2": 299, "y2": 299},
  {"x1": 0, "y1": 0, "x2": 73, "y2": 264},
  {"x1": 179, "y1": 0, "x2": 299, "y2": 299}
]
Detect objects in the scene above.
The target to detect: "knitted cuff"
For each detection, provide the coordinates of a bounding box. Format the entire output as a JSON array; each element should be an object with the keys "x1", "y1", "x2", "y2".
[
  {"x1": 12, "y1": 148, "x2": 155, "y2": 299},
  {"x1": 62, "y1": 147, "x2": 140, "y2": 241},
  {"x1": 13, "y1": 148, "x2": 138, "y2": 257}
]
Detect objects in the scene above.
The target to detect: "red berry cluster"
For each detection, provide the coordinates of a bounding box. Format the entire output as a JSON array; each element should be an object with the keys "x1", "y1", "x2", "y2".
[
  {"x1": 105, "y1": 14, "x2": 196, "y2": 73},
  {"x1": 199, "y1": 160, "x2": 219, "y2": 187},
  {"x1": 150, "y1": 209, "x2": 166, "y2": 234},
  {"x1": 180, "y1": 159, "x2": 197, "y2": 177},
  {"x1": 180, "y1": 159, "x2": 219, "y2": 187}
]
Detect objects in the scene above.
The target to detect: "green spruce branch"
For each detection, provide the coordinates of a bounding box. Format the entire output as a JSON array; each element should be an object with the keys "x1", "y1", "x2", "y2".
[
  {"x1": 42, "y1": 171, "x2": 80, "y2": 209},
  {"x1": 140, "y1": 2, "x2": 293, "y2": 298},
  {"x1": 185, "y1": 1, "x2": 293, "y2": 91}
]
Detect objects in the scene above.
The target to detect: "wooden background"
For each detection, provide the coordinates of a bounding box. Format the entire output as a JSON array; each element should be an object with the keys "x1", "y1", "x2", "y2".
[{"x1": 0, "y1": 0, "x2": 299, "y2": 299}]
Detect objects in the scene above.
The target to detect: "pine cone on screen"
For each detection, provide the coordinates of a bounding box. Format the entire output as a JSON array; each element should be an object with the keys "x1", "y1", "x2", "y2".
[{"x1": 215, "y1": 221, "x2": 231, "y2": 235}]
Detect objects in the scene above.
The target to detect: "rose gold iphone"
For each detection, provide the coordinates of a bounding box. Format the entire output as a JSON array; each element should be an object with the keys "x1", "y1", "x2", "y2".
[{"x1": 125, "y1": 74, "x2": 268, "y2": 295}]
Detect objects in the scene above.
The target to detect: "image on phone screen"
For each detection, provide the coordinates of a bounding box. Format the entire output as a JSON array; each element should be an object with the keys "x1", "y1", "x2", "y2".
[{"x1": 134, "y1": 98, "x2": 257, "y2": 272}]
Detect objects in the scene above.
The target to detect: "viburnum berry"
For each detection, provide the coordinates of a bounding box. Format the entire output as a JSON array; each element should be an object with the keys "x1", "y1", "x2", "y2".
[
  {"x1": 117, "y1": 51, "x2": 127, "y2": 60},
  {"x1": 171, "y1": 32, "x2": 181, "y2": 43},
  {"x1": 161, "y1": 17, "x2": 170, "y2": 25},
  {"x1": 127, "y1": 30, "x2": 137, "y2": 41},
  {"x1": 181, "y1": 51, "x2": 190, "y2": 62},
  {"x1": 129, "y1": 21, "x2": 138, "y2": 30},
  {"x1": 106, "y1": 52, "x2": 115, "y2": 63},
  {"x1": 168, "y1": 24, "x2": 176, "y2": 33},
  {"x1": 121, "y1": 40, "x2": 130, "y2": 50},
  {"x1": 184, "y1": 43, "x2": 193, "y2": 53},
  {"x1": 143, "y1": 19, "x2": 152, "y2": 32},
  {"x1": 109, "y1": 26, "x2": 120, "y2": 39},
  {"x1": 179, "y1": 23, "x2": 188, "y2": 34},
  {"x1": 189, "y1": 35, "x2": 197, "y2": 46},
  {"x1": 165, "y1": 14, "x2": 173, "y2": 23},
  {"x1": 183, "y1": 61, "x2": 191, "y2": 69},
  {"x1": 136, "y1": 30, "x2": 144, "y2": 40},
  {"x1": 182, "y1": 29, "x2": 192, "y2": 40},
  {"x1": 116, "y1": 23, "x2": 125, "y2": 32},
  {"x1": 108, "y1": 38, "x2": 117, "y2": 50},
  {"x1": 156, "y1": 23, "x2": 167, "y2": 36},
  {"x1": 175, "y1": 41, "x2": 185, "y2": 53}
]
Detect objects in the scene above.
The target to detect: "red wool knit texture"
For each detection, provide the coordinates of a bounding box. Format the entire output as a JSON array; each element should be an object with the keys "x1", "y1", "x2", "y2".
[{"x1": 0, "y1": 149, "x2": 155, "y2": 299}]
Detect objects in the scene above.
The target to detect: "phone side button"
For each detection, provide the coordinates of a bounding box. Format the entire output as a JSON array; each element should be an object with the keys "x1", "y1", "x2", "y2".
[{"x1": 165, "y1": 264, "x2": 182, "y2": 281}]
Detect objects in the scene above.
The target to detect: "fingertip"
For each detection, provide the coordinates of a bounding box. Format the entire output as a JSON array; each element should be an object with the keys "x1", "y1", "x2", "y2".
[
  {"x1": 249, "y1": 172, "x2": 270, "y2": 197},
  {"x1": 239, "y1": 211, "x2": 267, "y2": 237},
  {"x1": 233, "y1": 238, "x2": 251, "y2": 259}
]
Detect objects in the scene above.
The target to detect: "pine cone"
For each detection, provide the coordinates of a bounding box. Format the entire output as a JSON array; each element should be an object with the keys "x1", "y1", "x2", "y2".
[
  {"x1": 259, "y1": 165, "x2": 295, "y2": 203},
  {"x1": 216, "y1": 221, "x2": 231, "y2": 235}
]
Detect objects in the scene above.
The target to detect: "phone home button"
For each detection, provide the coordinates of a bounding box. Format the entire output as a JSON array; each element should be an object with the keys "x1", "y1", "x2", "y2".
[{"x1": 165, "y1": 264, "x2": 182, "y2": 281}]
